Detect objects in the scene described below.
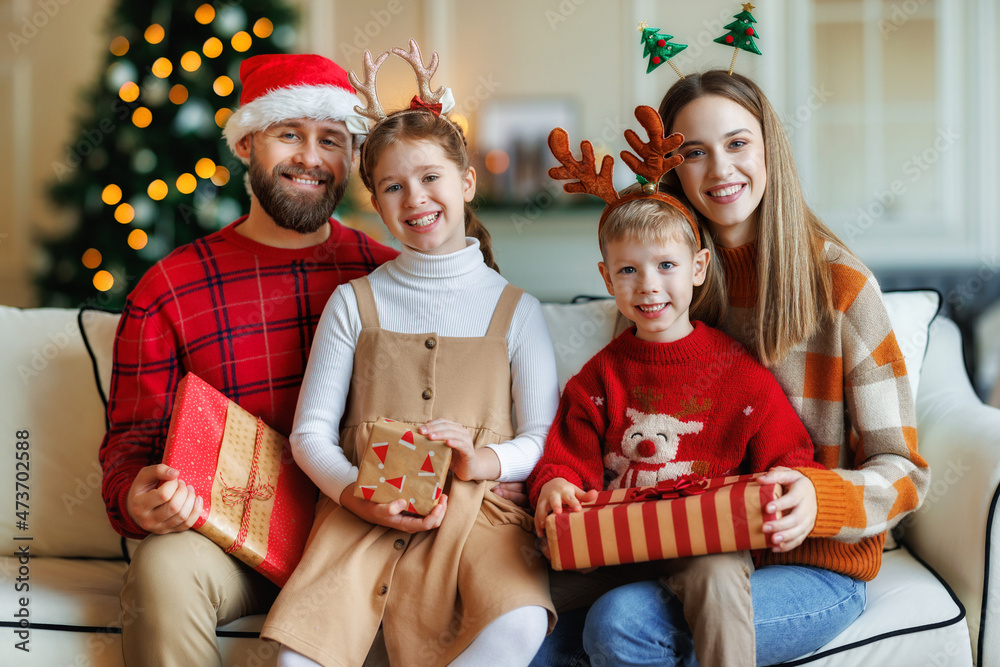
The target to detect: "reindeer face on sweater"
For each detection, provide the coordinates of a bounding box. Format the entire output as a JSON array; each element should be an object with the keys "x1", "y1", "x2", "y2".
[{"x1": 620, "y1": 407, "x2": 704, "y2": 464}]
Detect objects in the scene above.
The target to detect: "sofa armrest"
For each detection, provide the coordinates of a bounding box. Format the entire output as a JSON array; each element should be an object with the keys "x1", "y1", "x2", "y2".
[{"x1": 906, "y1": 316, "x2": 1000, "y2": 665}]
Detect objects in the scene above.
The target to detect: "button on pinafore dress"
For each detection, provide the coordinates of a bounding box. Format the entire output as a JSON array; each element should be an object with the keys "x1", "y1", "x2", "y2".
[{"x1": 262, "y1": 277, "x2": 554, "y2": 666}]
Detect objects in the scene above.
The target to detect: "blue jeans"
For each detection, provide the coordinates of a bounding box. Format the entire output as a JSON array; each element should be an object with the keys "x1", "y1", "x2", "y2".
[{"x1": 531, "y1": 565, "x2": 866, "y2": 667}]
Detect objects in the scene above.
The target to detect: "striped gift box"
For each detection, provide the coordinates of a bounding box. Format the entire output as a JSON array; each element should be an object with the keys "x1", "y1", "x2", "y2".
[{"x1": 545, "y1": 474, "x2": 782, "y2": 571}]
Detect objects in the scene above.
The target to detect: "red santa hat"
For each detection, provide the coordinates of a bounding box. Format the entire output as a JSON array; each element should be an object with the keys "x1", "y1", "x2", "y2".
[{"x1": 222, "y1": 53, "x2": 366, "y2": 161}]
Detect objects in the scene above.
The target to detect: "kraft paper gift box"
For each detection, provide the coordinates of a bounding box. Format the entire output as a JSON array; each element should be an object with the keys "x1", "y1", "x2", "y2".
[
  {"x1": 161, "y1": 373, "x2": 318, "y2": 587},
  {"x1": 354, "y1": 418, "x2": 452, "y2": 515},
  {"x1": 545, "y1": 474, "x2": 782, "y2": 571}
]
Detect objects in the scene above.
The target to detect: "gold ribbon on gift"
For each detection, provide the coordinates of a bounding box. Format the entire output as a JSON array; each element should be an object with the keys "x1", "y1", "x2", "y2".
[{"x1": 199, "y1": 407, "x2": 283, "y2": 567}]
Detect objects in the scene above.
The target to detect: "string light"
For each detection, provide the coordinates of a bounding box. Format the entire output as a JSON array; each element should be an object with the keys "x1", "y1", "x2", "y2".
[
  {"x1": 93, "y1": 270, "x2": 114, "y2": 291},
  {"x1": 128, "y1": 229, "x2": 148, "y2": 250},
  {"x1": 211, "y1": 166, "x2": 231, "y2": 186},
  {"x1": 215, "y1": 108, "x2": 233, "y2": 127},
  {"x1": 144, "y1": 24, "x2": 164, "y2": 44},
  {"x1": 195, "y1": 158, "x2": 217, "y2": 179},
  {"x1": 115, "y1": 203, "x2": 135, "y2": 224},
  {"x1": 132, "y1": 107, "x2": 152, "y2": 128},
  {"x1": 253, "y1": 18, "x2": 273, "y2": 38},
  {"x1": 118, "y1": 81, "x2": 140, "y2": 102},
  {"x1": 203, "y1": 37, "x2": 223, "y2": 58},
  {"x1": 194, "y1": 4, "x2": 216, "y2": 24},
  {"x1": 101, "y1": 184, "x2": 122, "y2": 205},
  {"x1": 82, "y1": 248, "x2": 102, "y2": 269},
  {"x1": 231, "y1": 31, "x2": 252, "y2": 52},
  {"x1": 176, "y1": 173, "x2": 198, "y2": 194},
  {"x1": 147, "y1": 179, "x2": 168, "y2": 200},
  {"x1": 180, "y1": 51, "x2": 202, "y2": 72},
  {"x1": 109, "y1": 36, "x2": 129, "y2": 56},
  {"x1": 151, "y1": 57, "x2": 172, "y2": 78},
  {"x1": 169, "y1": 84, "x2": 189, "y2": 105},
  {"x1": 213, "y1": 75, "x2": 234, "y2": 96}
]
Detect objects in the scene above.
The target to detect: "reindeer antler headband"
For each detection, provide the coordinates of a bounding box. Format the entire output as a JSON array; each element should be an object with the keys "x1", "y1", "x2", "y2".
[
  {"x1": 345, "y1": 38, "x2": 456, "y2": 137},
  {"x1": 548, "y1": 105, "x2": 700, "y2": 247}
]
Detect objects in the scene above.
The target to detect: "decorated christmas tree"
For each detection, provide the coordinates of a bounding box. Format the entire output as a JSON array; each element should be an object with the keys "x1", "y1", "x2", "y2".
[
  {"x1": 638, "y1": 22, "x2": 687, "y2": 77},
  {"x1": 714, "y1": 3, "x2": 762, "y2": 74},
  {"x1": 38, "y1": 1, "x2": 299, "y2": 308}
]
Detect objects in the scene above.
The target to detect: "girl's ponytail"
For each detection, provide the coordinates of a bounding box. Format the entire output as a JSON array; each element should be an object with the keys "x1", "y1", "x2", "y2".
[{"x1": 465, "y1": 205, "x2": 498, "y2": 273}]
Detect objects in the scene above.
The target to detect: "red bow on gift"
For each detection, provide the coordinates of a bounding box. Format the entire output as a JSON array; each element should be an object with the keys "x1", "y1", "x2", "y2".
[
  {"x1": 621, "y1": 473, "x2": 709, "y2": 503},
  {"x1": 409, "y1": 95, "x2": 443, "y2": 115}
]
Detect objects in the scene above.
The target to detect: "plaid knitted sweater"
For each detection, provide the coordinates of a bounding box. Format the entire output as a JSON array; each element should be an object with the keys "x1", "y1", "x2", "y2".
[
  {"x1": 99, "y1": 217, "x2": 397, "y2": 539},
  {"x1": 717, "y1": 241, "x2": 930, "y2": 581}
]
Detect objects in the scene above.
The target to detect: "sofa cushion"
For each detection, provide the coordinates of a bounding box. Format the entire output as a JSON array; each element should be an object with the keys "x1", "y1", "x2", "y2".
[
  {"x1": 0, "y1": 307, "x2": 123, "y2": 558},
  {"x1": 541, "y1": 299, "x2": 620, "y2": 391},
  {"x1": 881, "y1": 289, "x2": 941, "y2": 401}
]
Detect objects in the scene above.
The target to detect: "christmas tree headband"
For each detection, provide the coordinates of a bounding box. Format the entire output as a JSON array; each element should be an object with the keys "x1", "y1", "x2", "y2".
[
  {"x1": 548, "y1": 105, "x2": 700, "y2": 248},
  {"x1": 345, "y1": 39, "x2": 456, "y2": 137},
  {"x1": 641, "y1": 3, "x2": 762, "y2": 78}
]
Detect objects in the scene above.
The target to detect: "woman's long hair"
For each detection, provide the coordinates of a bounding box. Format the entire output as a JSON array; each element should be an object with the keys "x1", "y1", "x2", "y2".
[
  {"x1": 359, "y1": 110, "x2": 498, "y2": 272},
  {"x1": 658, "y1": 71, "x2": 843, "y2": 365}
]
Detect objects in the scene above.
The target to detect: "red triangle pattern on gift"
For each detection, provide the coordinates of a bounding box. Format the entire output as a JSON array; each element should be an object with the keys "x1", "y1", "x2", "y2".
[
  {"x1": 399, "y1": 430, "x2": 416, "y2": 450},
  {"x1": 384, "y1": 475, "x2": 406, "y2": 491},
  {"x1": 420, "y1": 454, "x2": 435, "y2": 473},
  {"x1": 407, "y1": 501, "x2": 419, "y2": 513},
  {"x1": 434, "y1": 484, "x2": 442, "y2": 500},
  {"x1": 359, "y1": 485, "x2": 377, "y2": 500},
  {"x1": 372, "y1": 443, "x2": 389, "y2": 464}
]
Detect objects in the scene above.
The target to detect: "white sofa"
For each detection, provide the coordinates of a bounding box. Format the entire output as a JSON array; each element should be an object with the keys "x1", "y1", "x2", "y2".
[{"x1": 0, "y1": 289, "x2": 996, "y2": 666}]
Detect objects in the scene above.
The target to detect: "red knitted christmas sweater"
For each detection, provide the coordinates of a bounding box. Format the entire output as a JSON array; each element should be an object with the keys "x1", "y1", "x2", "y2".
[
  {"x1": 528, "y1": 322, "x2": 822, "y2": 507},
  {"x1": 100, "y1": 217, "x2": 397, "y2": 539}
]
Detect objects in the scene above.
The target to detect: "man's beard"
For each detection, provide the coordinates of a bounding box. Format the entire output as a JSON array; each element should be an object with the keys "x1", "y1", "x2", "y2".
[{"x1": 248, "y1": 152, "x2": 348, "y2": 234}]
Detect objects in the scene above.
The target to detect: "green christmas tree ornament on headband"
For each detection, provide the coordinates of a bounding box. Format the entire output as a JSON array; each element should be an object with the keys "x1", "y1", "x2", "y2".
[
  {"x1": 638, "y1": 20, "x2": 687, "y2": 79},
  {"x1": 714, "y1": 2, "x2": 762, "y2": 74}
]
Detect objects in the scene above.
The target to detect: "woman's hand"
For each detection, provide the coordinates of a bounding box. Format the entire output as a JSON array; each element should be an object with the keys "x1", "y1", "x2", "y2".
[
  {"x1": 533, "y1": 477, "x2": 598, "y2": 538},
  {"x1": 758, "y1": 466, "x2": 817, "y2": 552},
  {"x1": 339, "y1": 484, "x2": 447, "y2": 533},
  {"x1": 491, "y1": 482, "x2": 529, "y2": 507},
  {"x1": 420, "y1": 419, "x2": 500, "y2": 482}
]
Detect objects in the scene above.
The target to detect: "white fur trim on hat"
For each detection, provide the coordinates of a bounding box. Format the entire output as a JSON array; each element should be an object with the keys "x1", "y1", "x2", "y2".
[{"x1": 223, "y1": 84, "x2": 366, "y2": 161}]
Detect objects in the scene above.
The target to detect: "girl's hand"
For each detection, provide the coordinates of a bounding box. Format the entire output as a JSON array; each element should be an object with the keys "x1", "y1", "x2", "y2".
[
  {"x1": 758, "y1": 466, "x2": 817, "y2": 552},
  {"x1": 533, "y1": 477, "x2": 599, "y2": 539},
  {"x1": 339, "y1": 484, "x2": 447, "y2": 533},
  {"x1": 420, "y1": 419, "x2": 500, "y2": 482}
]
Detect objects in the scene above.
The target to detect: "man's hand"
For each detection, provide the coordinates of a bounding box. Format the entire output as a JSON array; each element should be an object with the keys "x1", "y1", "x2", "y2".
[
  {"x1": 126, "y1": 464, "x2": 203, "y2": 535},
  {"x1": 533, "y1": 477, "x2": 598, "y2": 538},
  {"x1": 339, "y1": 484, "x2": 448, "y2": 533}
]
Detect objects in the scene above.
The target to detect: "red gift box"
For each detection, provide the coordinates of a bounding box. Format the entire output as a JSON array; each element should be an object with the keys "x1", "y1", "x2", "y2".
[
  {"x1": 354, "y1": 418, "x2": 451, "y2": 515},
  {"x1": 545, "y1": 474, "x2": 782, "y2": 571},
  {"x1": 162, "y1": 373, "x2": 317, "y2": 586}
]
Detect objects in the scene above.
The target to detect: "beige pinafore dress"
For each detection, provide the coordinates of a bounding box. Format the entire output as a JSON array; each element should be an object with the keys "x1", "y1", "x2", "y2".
[{"x1": 262, "y1": 277, "x2": 555, "y2": 666}]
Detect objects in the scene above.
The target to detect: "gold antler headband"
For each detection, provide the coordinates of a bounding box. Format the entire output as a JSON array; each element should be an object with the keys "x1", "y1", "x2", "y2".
[{"x1": 548, "y1": 105, "x2": 699, "y2": 247}]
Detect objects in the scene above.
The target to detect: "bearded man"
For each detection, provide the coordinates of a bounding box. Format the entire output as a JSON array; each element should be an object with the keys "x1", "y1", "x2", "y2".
[{"x1": 99, "y1": 54, "x2": 397, "y2": 667}]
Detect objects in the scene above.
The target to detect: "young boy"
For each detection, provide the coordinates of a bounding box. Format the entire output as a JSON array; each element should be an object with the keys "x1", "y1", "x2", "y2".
[{"x1": 527, "y1": 192, "x2": 823, "y2": 667}]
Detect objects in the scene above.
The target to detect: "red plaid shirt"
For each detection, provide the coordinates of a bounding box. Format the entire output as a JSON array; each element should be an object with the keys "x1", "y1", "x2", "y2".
[{"x1": 100, "y1": 217, "x2": 397, "y2": 538}]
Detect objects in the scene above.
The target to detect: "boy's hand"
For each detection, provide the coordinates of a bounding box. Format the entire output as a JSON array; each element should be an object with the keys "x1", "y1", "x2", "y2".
[
  {"x1": 534, "y1": 477, "x2": 598, "y2": 538},
  {"x1": 126, "y1": 464, "x2": 203, "y2": 534},
  {"x1": 759, "y1": 466, "x2": 817, "y2": 552},
  {"x1": 339, "y1": 484, "x2": 448, "y2": 533},
  {"x1": 420, "y1": 419, "x2": 501, "y2": 482}
]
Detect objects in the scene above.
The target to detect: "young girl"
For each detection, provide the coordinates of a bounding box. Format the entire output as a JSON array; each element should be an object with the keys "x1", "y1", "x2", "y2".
[
  {"x1": 261, "y1": 68, "x2": 559, "y2": 665},
  {"x1": 576, "y1": 71, "x2": 931, "y2": 665}
]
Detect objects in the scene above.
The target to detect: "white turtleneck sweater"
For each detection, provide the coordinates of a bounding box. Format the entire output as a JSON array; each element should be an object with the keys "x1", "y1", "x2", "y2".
[{"x1": 291, "y1": 238, "x2": 561, "y2": 503}]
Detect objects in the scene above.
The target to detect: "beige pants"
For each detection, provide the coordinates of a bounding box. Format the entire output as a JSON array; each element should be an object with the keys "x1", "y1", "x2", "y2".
[
  {"x1": 119, "y1": 530, "x2": 279, "y2": 667},
  {"x1": 550, "y1": 551, "x2": 755, "y2": 667}
]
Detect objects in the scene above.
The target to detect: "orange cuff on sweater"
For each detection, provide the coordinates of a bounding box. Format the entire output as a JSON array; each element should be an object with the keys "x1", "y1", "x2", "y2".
[{"x1": 796, "y1": 466, "x2": 851, "y2": 538}]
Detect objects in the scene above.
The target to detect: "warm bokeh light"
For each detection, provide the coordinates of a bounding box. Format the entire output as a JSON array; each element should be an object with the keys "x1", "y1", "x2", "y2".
[
  {"x1": 132, "y1": 107, "x2": 152, "y2": 128},
  {"x1": 195, "y1": 158, "x2": 217, "y2": 179},
  {"x1": 485, "y1": 149, "x2": 511, "y2": 175},
  {"x1": 115, "y1": 203, "x2": 135, "y2": 224},
  {"x1": 118, "y1": 81, "x2": 140, "y2": 103},
  {"x1": 450, "y1": 113, "x2": 470, "y2": 136},
  {"x1": 194, "y1": 4, "x2": 216, "y2": 24},
  {"x1": 151, "y1": 57, "x2": 172, "y2": 78},
  {"x1": 82, "y1": 248, "x2": 102, "y2": 269},
  {"x1": 101, "y1": 184, "x2": 122, "y2": 205},
  {"x1": 215, "y1": 108, "x2": 233, "y2": 127},
  {"x1": 203, "y1": 37, "x2": 223, "y2": 58},
  {"x1": 128, "y1": 229, "x2": 148, "y2": 250},
  {"x1": 231, "y1": 31, "x2": 252, "y2": 52},
  {"x1": 211, "y1": 166, "x2": 231, "y2": 186},
  {"x1": 213, "y1": 75, "x2": 234, "y2": 96},
  {"x1": 93, "y1": 270, "x2": 114, "y2": 292},
  {"x1": 253, "y1": 18, "x2": 273, "y2": 38},
  {"x1": 147, "y1": 179, "x2": 168, "y2": 200},
  {"x1": 180, "y1": 51, "x2": 202, "y2": 72},
  {"x1": 176, "y1": 173, "x2": 198, "y2": 194},
  {"x1": 169, "y1": 84, "x2": 189, "y2": 105},
  {"x1": 144, "y1": 24, "x2": 164, "y2": 44},
  {"x1": 109, "y1": 36, "x2": 129, "y2": 56}
]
